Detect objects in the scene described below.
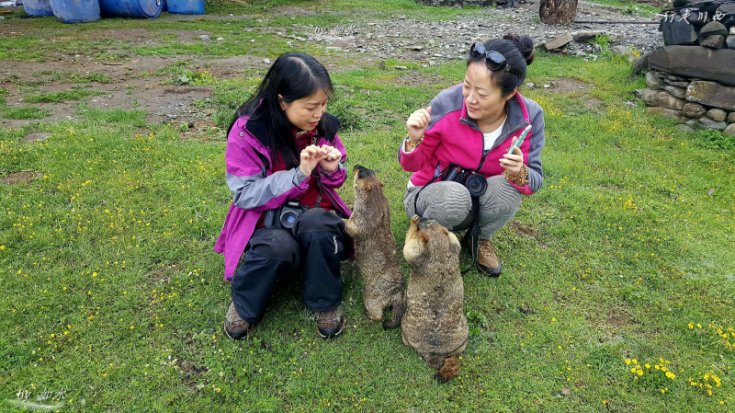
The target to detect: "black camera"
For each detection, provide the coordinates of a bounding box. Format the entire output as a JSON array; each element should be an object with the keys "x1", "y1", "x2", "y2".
[
  {"x1": 440, "y1": 164, "x2": 488, "y2": 198},
  {"x1": 264, "y1": 201, "x2": 307, "y2": 230}
]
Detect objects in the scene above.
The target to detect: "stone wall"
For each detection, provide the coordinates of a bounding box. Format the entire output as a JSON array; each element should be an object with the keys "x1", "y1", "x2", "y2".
[
  {"x1": 634, "y1": 1, "x2": 735, "y2": 135},
  {"x1": 636, "y1": 68, "x2": 735, "y2": 135}
]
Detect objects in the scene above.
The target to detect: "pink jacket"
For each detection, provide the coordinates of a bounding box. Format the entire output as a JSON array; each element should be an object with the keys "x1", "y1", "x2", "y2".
[
  {"x1": 399, "y1": 85, "x2": 545, "y2": 195},
  {"x1": 214, "y1": 111, "x2": 351, "y2": 282}
]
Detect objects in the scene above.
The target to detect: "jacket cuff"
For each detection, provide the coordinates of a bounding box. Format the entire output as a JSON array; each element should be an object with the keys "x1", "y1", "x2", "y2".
[{"x1": 292, "y1": 167, "x2": 309, "y2": 186}]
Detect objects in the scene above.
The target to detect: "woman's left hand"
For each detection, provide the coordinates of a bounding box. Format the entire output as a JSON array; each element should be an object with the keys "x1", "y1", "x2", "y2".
[
  {"x1": 318, "y1": 145, "x2": 342, "y2": 172},
  {"x1": 499, "y1": 136, "x2": 524, "y2": 173}
]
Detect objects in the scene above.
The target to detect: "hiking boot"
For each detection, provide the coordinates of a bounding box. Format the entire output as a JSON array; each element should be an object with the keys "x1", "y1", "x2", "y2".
[
  {"x1": 316, "y1": 304, "x2": 346, "y2": 339},
  {"x1": 224, "y1": 302, "x2": 250, "y2": 340},
  {"x1": 477, "y1": 239, "x2": 502, "y2": 277}
]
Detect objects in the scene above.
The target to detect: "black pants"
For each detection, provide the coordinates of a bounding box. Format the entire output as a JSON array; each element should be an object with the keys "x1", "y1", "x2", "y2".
[{"x1": 231, "y1": 208, "x2": 346, "y2": 324}]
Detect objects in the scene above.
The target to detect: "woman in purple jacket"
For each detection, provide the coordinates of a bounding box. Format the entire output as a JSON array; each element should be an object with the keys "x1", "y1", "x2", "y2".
[
  {"x1": 399, "y1": 34, "x2": 545, "y2": 277},
  {"x1": 215, "y1": 53, "x2": 352, "y2": 340}
]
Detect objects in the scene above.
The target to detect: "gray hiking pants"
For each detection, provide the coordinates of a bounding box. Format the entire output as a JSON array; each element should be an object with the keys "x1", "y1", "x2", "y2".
[{"x1": 403, "y1": 175, "x2": 522, "y2": 239}]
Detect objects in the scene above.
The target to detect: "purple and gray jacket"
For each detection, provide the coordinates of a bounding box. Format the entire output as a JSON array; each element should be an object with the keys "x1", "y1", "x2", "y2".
[{"x1": 214, "y1": 111, "x2": 351, "y2": 282}]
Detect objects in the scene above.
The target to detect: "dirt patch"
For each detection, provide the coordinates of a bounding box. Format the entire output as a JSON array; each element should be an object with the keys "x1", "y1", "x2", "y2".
[
  {"x1": 23, "y1": 132, "x2": 52, "y2": 142},
  {"x1": 1, "y1": 54, "x2": 214, "y2": 128},
  {"x1": 549, "y1": 78, "x2": 593, "y2": 94},
  {"x1": 148, "y1": 262, "x2": 182, "y2": 284},
  {"x1": 392, "y1": 71, "x2": 447, "y2": 87},
  {"x1": 509, "y1": 220, "x2": 540, "y2": 238},
  {"x1": 607, "y1": 311, "x2": 637, "y2": 327},
  {"x1": 1, "y1": 171, "x2": 42, "y2": 185}
]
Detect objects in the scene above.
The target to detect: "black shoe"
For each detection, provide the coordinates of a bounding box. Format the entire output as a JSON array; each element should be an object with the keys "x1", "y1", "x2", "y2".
[{"x1": 316, "y1": 304, "x2": 346, "y2": 339}]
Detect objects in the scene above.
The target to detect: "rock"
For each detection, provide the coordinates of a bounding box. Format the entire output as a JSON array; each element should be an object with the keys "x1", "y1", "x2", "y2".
[
  {"x1": 699, "y1": 116, "x2": 727, "y2": 130},
  {"x1": 632, "y1": 53, "x2": 651, "y2": 75},
  {"x1": 727, "y1": 36, "x2": 735, "y2": 49},
  {"x1": 677, "y1": 124, "x2": 696, "y2": 133},
  {"x1": 610, "y1": 45, "x2": 631, "y2": 56},
  {"x1": 699, "y1": 22, "x2": 728, "y2": 37},
  {"x1": 646, "y1": 107, "x2": 687, "y2": 123},
  {"x1": 544, "y1": 33, "x2": 573, "y2": 51},
  {"x1": 731, "y1": 27, "x2": 735, "y2": 35},
  {"x1": 663, "y1": 85, "x2": 686, "y2": 99},
  {"x1": 572, "y1": 31, "x2": 601, "y2": 43},
  {"x1": 724, "y1": 123, "x2": 735, "y2": 136},
  {"x1": 649, "y1": 46, "x2": 735, "y2": 87},
  {"x1": 682, "y1": 102, "x2": 706, "y2": 118},
  {"x1": 686, "y1": 81, "x2": 735, "y2": 111},
  {"x1": 263, "y1": 58, "x2": 271, "y2": 64},
  {"x1": 685, "y1": 119, "x2": 699, "y2": 127},
  {"x1": 663, "y1": 79, "x2": 690, "y2": 88},
  {"x1": 656, "y1": 91, "x2": 686, "y2": 111},
  {"x1": 526, "y1": 82, "x2": 535, "y2": 89},
  {"x1": 635, "y1": 88, "x2": 657, "y2": 105},
  {"x1": 728, "y1": 112, "x2": 735, "y2": 123},
  {"x1": 700, "y1": 35, "x2": 725, "y2": 49},
  {"x1": 705, "y1": 108, "x2": 727, "y2": 122},
  {"x1": 645, "y1": 72, "x2": 663, "y2": 90},
  {"x1": 660, "y1": 19, "x2": 698, "y2": 46},
  {"x1": 199, "y1": 35, "x2": 210, "y2": 42}
]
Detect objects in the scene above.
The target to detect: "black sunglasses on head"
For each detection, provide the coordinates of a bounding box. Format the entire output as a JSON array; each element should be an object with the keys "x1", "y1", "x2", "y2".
[{"x1": 469, "y1": 42, "x2": 522, "y2": 78}]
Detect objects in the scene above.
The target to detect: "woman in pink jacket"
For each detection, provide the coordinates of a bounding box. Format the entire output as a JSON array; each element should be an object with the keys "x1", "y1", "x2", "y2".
[
  {"x1": 399, "y1": 34, "x2": 545, "y2": 277},
  {"x1": 215, "y1": 53, "x2": 351, "y2": 340}
]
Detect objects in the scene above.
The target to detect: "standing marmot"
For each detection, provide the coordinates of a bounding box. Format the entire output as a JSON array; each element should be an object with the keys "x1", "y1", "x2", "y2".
[
  {"x1": 345, "y1": 165, "x2": 405, "y2": 329},
  {"x1": 402, "y1": 215, "x2": 468, "y2": 382}
]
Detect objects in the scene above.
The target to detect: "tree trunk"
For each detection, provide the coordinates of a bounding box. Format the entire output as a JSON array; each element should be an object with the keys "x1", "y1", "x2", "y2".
[{"x1": 539, "y1": 0, "x2": 578, "y2": 25}]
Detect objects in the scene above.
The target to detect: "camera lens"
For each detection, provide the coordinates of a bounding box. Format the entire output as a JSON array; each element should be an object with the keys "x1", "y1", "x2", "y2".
[
  {"x1": 465, "y1": 174, "x2": 488, "y2": 197},
  {"x1": 280, "y1": 211, "x2": 298, "y2": 229}
]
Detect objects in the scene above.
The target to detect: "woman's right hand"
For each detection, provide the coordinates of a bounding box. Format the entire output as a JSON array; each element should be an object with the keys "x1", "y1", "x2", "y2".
[
  {"x1": 406, "y1": 106, "x2": 432, "y2": 144},
  {"x1": 299, "y1": 145, "x2": 323, "y2": 176}
]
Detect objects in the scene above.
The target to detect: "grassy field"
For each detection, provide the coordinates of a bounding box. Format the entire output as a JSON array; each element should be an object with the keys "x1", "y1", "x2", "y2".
[{"x1": 1, "y1": 1, "x2": 734, "y2": 412}]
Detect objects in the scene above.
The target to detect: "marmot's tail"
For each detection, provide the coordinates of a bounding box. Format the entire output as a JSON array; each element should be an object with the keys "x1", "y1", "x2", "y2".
[
  {"x1": 381, "y1": 290, "x2": 406, "y2": 329},
  {"x1": 434, "y1": 355, "x2": 461, "y2": 383}
]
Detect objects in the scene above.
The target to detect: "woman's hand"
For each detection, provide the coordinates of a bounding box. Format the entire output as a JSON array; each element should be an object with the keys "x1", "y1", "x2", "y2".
[
  {"x1": 406, "y1": 106, "x2": 432, "y2": 145},
  {"x1": 318, "y1": 145, "x2": 342, "y2": 173},
  {"x1": 299, "y1": 144, "x2": 324, "y2": 176},
  {"x1": 499, "y1": 136, "x2": 524, "y2": 173}
]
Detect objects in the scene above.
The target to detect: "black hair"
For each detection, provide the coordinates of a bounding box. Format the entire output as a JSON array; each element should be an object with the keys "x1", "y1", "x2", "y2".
[
  {"x1": 467, "y1": 34, "x2": 535, "y2": 96},
  {"x1": 230, "y1": 52, "x2": 334, "y2": 168}
]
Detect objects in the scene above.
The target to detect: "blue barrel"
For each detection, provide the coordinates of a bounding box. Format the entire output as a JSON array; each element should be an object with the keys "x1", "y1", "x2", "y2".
[
  {"x1": 167, "y1": 0, "x2": 204, "y2": 15},
  {"x1": 49, "y1": 0, "x2": 100, "y2": 23},
  {"x1": 24, "y1": 0, "x2": 54, "y2": 16},
  {"x1": 99, "y1": 0, "x2": 162, "y2": 18}
]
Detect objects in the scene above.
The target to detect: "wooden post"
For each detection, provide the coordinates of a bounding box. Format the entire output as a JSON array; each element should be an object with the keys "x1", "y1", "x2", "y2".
[{"x1": 539, "y1": 0, "x2": 578, "y2": 25}]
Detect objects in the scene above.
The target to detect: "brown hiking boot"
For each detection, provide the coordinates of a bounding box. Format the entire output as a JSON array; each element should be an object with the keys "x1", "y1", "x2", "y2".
[
  {"x1": 316, "y1": 304, "x2": 346, "y2": 339},
  {"x1": 477, "y1": 239, "x2": 502, "y2": 277},
  {"x1": 224, "y1": 302, "x2": 250, "y2": 340}
]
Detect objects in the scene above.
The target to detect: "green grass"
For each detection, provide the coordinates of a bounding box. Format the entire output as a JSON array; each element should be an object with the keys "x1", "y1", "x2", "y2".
[
  {"x1": 24, "y1": 88, "x2": 104, "y2": 104},
  {"x1": 1, "y1": 1, "x2": 734, "y2": 412}
]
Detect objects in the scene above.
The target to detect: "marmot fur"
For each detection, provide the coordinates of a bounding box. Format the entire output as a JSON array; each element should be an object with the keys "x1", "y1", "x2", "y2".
[
  {"x1": 345, "y1": 165, "x2": 406, "y2": 329},
  {"x1": 402, "y1": 215, "x2": 468, "y2": 382}
]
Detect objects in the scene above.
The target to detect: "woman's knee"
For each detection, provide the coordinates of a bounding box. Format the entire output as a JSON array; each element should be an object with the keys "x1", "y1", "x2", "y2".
[
  {"x1": 292, "y1": 208, "x2": 345, "y2": 234},
  {"x1": 480, "y1": 176, "x2": 522, "y2": 212},
  {"x1": 247, "y1": 228, "x2": 300, "y2": 262},
  {"x1": 414, "y1": 181, "x2": 472, "y2": 228}
]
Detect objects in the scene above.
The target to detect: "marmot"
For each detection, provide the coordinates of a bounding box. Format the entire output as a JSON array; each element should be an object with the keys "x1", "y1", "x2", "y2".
[
  {"x1": 402, "y1": 215, "x2": 468, "y2": 382},
  {"x1": 345, "y1": 165, "x2": 406, "y2": 329}
]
